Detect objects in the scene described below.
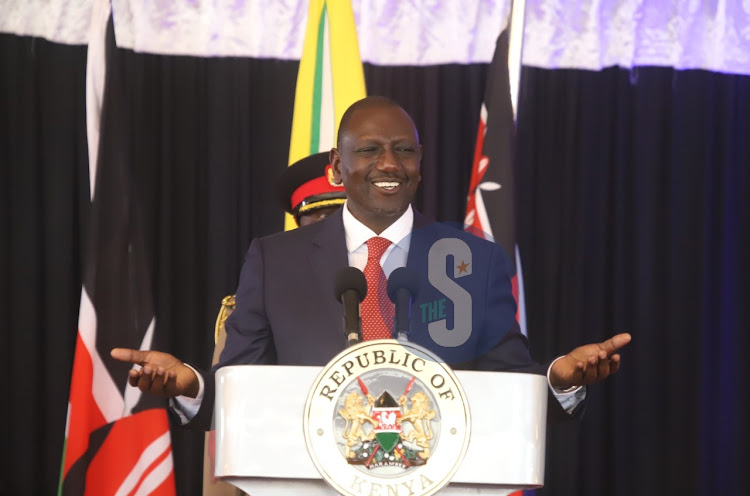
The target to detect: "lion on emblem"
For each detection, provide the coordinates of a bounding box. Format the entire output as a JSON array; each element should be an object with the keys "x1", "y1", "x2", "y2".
[
  {"x1": 339, "y1": 391, "x2": 377, "y2": 458},
  {"x1": 398, "y1": 392, "x2": 436, "y2": 459}
]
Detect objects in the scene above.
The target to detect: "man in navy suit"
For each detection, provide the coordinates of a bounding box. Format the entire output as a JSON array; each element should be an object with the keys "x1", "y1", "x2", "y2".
[{"x1": 112, "y1": 96, "x2": 630, "y2": 429}]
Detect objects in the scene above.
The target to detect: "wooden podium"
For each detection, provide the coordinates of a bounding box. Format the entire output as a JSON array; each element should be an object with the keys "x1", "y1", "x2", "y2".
[{"x1": 212, "y1": 364, "x2": 547, "y2": 495}]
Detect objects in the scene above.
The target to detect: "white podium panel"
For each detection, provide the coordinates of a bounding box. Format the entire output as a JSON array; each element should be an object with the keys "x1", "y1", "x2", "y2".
[{"x1": 214, "y1": 365, "x2": 547, "y2": 495}]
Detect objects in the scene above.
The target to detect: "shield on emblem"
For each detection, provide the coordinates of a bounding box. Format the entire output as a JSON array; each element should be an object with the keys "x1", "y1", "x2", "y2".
[{"x1": 371, "y1": 391, "x2": 402, "y2": 453}]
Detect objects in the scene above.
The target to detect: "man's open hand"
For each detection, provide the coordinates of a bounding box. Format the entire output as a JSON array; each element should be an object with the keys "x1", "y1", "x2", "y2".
[
  {"x1": 549, "y1": 333, "x2": 631, "y2": 390},
  {"x1": 110, "y1": 348, "x2": 200, "y2": 398}
]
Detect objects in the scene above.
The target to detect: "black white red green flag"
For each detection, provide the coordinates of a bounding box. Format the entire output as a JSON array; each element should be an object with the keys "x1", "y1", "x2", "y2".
[
  {"x1": 465, "y1": 8, "x2": 530, "y2": 494},
  {"x1": 464, "y1": 23, "x2": 527, "y2": 336},
  {"x1": 59, "y1": 2, "x2": 176, "y2": 494}
]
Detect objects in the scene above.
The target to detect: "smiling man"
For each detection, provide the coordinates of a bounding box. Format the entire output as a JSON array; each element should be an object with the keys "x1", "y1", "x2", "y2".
[
  {"x1": 112, "y1": 96, "x2": 630, "y2": 430},
  {"x1": 330, "y1": 97, "x2": 422, "y2": 233}
]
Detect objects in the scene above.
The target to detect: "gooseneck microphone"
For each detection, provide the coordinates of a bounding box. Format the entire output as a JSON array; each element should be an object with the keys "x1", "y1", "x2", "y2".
[
  {"x1": 386, "y1": 267, "x2": 419, "y2": 341},
  {"x1": 334, "y1": 267, "x2": 368, "y2": 347}
]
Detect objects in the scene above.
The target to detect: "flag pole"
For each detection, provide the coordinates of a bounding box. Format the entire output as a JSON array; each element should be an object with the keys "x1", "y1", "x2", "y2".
[{"x1": 507, "y1": 0, "x2": 527, "y2": 122}]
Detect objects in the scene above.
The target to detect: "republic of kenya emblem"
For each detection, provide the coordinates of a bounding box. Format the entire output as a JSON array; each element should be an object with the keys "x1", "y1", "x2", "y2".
[{"x1": 304, "y1": 340, "x2": 470, "y2": 496}]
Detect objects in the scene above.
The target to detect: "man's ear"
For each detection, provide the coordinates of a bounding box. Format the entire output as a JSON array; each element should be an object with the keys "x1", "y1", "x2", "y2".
[{"x1": 330, "y1": 148, "x2": 343, "y2": 184}]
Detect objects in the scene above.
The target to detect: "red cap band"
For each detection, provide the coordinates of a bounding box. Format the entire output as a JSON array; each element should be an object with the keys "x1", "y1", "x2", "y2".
[{"x1": 290, "y1": 165, "x2": 345, "y2": 211}]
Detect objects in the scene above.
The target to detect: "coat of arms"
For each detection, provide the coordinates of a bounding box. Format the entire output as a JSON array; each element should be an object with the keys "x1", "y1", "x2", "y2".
[
  {"x1": 339, "y1": 376, "x2": 436, "y2": 468},
  {"x1": 304, "y1": 340, "x2": 470, "y2": 496}
]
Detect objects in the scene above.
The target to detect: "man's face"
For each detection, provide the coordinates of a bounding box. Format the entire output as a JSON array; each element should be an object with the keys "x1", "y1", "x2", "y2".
[{"x1": 331, "y1": 104, "x2": 422, "y2": 233}]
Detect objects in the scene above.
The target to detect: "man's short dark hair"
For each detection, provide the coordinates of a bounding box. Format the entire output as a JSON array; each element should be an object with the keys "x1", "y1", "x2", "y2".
[{"x1": 336, "y1": 95, "x2": 408, "y2": 148}]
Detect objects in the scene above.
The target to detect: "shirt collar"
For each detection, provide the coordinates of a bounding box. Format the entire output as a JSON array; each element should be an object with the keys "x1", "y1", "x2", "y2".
[{"x1": 342, "y1": 202, "x2": 414, "y2": 254}]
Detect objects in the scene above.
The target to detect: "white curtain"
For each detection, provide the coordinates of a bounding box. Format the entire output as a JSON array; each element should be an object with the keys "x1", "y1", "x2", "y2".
[{"x1": 1, "y1": 0, "x2": 748, "y2": 74}]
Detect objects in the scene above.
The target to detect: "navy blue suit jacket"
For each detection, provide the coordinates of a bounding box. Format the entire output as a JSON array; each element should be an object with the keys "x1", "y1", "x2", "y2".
[{"x1": 188, "y1": 208, "x2": 561, "y2": 430}]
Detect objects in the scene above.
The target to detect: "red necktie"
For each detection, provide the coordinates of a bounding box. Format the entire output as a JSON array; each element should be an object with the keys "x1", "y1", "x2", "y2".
[{"x1": 361, "y1": 237, "x2": 395, "y2": 340}]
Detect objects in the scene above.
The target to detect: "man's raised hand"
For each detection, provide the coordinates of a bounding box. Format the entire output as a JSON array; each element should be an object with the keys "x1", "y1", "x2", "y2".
[
  {"x1": 110, "y1": 348, "x2": 200, "y2": 399},
  {"x1": 549, "y1": 333, "x2": 632, "y2": 390}
]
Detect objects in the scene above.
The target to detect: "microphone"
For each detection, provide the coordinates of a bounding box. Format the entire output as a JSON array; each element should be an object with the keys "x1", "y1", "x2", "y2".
[
  {"x1": 386, "y1": 267, "x2": 419, "y2": 341},
  {"x1": 334, "y1": 267, "x2": 368, "y2": 347}
]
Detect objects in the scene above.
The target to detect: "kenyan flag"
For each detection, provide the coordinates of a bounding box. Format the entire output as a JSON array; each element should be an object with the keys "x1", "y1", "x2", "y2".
[{"x1": 59, "y1": 8, "x2": 175, "y2": 495}]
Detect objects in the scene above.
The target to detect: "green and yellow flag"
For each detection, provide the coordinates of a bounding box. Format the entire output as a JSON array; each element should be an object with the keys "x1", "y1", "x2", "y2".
[{"x1": 286, "y1": 0, "x2": 367, "y2": 229}]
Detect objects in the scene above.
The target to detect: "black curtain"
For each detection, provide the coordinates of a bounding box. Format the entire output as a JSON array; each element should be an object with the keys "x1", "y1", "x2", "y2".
[
  {"x1": 517, "y1": 66, "x2": 750, "y2": 496},
  {"x1": 0, "y1": 34, "x2": 89, "y2": 496},
  {"x1": 2, "y1": 33, "x2": 748, "y2": 496}
]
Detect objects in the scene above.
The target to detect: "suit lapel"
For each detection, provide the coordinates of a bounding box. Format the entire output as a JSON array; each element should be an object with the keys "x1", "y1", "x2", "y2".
[{"x1": 308, "y1": 209, "x2": 350, "y2": 347}]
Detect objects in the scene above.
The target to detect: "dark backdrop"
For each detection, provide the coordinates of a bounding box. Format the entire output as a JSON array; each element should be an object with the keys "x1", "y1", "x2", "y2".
[
  {"x1": 1, "y1": 33, "x2": 748, "y2": 495},
  {"x1": 517, "y1": 66, "x2": 750, "y2": 495}
]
